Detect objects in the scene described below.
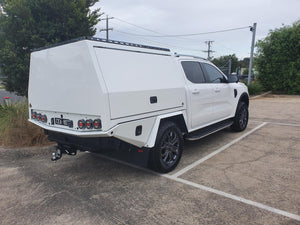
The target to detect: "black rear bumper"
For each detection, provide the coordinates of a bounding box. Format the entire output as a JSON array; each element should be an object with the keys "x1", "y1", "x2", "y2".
[{"x1": 45, "y1": 130, "x2": 122, "y2": 152}]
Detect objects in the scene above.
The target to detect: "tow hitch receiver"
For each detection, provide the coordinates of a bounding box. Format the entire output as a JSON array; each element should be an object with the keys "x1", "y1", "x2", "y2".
[{"x1": 51, "y1": 145, "x2": 77, "y2": 162}]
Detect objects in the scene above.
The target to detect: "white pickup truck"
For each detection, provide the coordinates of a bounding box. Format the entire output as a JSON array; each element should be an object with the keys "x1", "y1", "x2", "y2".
[{"x1": 28, "y1": 37, "x2": 249, "y2": 173}]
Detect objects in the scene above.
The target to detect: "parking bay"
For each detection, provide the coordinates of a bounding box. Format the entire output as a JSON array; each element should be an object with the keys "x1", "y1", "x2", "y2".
[{"x1": 0, "y1": 95, "x2": 300, "y2": 224}]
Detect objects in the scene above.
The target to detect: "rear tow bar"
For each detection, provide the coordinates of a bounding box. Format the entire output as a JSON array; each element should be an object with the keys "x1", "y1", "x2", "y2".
[{"x1": 51, "y1": 145, "x2": 77, "y2": 162}]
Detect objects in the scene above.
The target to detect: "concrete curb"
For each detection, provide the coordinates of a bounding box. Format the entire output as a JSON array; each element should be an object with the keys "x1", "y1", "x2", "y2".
[{"x1": 250, "y1": 91, "x2": 272, "y2": 100}]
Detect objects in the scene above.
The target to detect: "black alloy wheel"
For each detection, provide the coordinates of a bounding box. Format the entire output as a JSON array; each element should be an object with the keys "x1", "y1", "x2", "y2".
[
  {"x1": 150, "y1": 121, "x2": 183, "y2": 173},
  {"x1": 232, "y1": 102, "x2": 249, "y2": 132}
]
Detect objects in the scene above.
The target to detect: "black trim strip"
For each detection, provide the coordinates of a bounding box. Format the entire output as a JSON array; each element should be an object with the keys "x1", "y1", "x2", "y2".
[{"x1": 93, "y1": 46, "x2": 171, "y2": 56}]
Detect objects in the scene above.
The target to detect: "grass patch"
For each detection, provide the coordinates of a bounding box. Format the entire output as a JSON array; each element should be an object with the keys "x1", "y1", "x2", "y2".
[{"x1": 0, "y1": 101, "x2": 52, "y2": 147}]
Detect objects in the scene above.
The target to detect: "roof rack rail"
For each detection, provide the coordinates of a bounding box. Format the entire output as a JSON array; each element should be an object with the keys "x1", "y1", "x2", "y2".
[
  {"x1": 174, "y1": 53, "x2": 208, "y2": 61},
  {"x1": 32, "y1": 36, "x2": 171, "y2": 52},
  {"x1": 88, "y1": 37, "x2": 170, "y2": 52}
]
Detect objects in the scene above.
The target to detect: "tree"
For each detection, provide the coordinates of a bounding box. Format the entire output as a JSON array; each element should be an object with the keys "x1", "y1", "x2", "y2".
[
  {"x1": 0, "y1": 0, "x2": 101, "y2": 96},
  {"x1": 212, "y1": 54, "x2": 239, "y2": 75},
  {"x1": 255, "y1": 21, "x2": 300, "y2": 94},
  {"x1": 239, "y1": 57, "x2": 249, "y2": 69}
]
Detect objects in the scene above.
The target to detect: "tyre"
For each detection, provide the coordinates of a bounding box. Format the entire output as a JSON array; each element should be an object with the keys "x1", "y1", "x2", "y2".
[
  {"x1": 150, "y1": 121, "x2": 183, "y2": 173},
  {"x1": 231, "y1": 101, "x2": 249, "y2": 132}
]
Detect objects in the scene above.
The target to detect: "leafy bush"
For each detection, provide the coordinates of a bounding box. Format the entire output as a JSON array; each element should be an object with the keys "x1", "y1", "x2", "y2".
[
  {"x1": 0, "y1": 101, "x2": 51, "y2": 147},
  {"x1": 247, "y1": 81, "x2": 265, "y2": 95},
  {"x1": 240, "y1": 80, "x2": 265, "y2": 95},
  {"x1": 255, "y1": 20, "x2": 300, "y2": 94}
]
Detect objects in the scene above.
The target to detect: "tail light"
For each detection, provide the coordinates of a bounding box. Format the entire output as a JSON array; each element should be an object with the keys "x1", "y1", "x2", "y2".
[
  {"x1": 86, "y1": 119, "x2": 93, "y2": 129},
  {"x1": 93, "y1": 119, "x2": 102, "y2": 129},
  {"x1": 41, "y1": 115, "x2": 47, "y2": 123},
  {"x1": 31, "y1": 111, "x2": 37, "y2": 119},
  {"x1": 36, "y1": 113, "x2": 42, "y2": 121},
  {"x1": 78, "y1": 119, "x2": 101, "y2": 130},
  {"x1": 78, "y1": 120, "x2": 86, "y2": 129}
]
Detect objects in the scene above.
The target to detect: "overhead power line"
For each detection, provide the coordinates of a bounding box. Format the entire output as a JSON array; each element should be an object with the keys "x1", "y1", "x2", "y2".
[
  {"x1": 114, "y1": 17, "x2": 164, "y2": 35},
  {"x1": 99, "y1": 15, "x2": 255, "y2": 61},
  {"x1": 114, "y1": 17, "x2": 250, "y2": 38},
  {"x1": 112, "y1": 25, "x2": 251, "y2": 38},
  {"x1": 113, "y1": 17, "x2": 194, "y2": 42},
  {"x1": 114, "y1": 29, "x2": 204, "y2": 52}
]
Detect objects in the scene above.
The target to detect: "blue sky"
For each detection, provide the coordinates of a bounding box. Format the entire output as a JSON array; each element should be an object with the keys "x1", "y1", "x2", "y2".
[{"x1": 92, "y1": 0, "x2": 300, "y2": 60}]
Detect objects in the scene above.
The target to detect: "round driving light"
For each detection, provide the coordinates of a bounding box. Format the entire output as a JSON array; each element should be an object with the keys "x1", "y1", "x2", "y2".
[
  {"x1": 93, "y1": 119, "x2": 101, "y2": 129},
  {"x1": 86, "y1": 119, "x2": 93, "y2": 129},
  {"x1": 78, "y1": 120, "x2": 86, "y2": 129}
]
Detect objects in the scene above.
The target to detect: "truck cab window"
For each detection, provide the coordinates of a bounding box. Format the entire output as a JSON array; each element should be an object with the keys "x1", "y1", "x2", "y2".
[
  {"x1": 202, "y1": 63, "x2": 225, "y2": 83},
  {"x1": 181, "y1": 61, "x2": 206, "y2": 83}
]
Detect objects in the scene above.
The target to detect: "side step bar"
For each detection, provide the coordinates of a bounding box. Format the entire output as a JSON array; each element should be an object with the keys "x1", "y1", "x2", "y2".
[{"x1": 185, "y1": 119, "x2": 233, "y2": 141}]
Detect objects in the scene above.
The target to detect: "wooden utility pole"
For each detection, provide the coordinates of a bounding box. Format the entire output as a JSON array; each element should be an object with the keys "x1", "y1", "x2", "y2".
[
  {"x1": 203, "y1": 40, "x2": 215, "y2": 60},
  {"x1": 100, "y1": 15, "x2": 114, "y2": 40}
]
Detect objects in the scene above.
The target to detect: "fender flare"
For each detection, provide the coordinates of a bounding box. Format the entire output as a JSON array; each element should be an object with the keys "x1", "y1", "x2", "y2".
[
  {"x1": 233, "y1": 92, "x2": 249, "y2": 115},
  {"x1": 145, "y1": 111, "x2": 185, "y2": 148},
  {"x1": 239, "y1": 92, "x2": 249, "y2": 106}
]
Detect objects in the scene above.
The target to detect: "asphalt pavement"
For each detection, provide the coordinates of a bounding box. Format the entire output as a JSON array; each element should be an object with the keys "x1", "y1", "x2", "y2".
[{"x1": 0, "y1": 95, "x2": 300, "y2": 225}]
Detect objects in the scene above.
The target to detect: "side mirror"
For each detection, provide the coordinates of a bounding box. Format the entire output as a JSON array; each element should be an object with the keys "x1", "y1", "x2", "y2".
[{"x1": 227, "y1": 75, "x2": 239, "y2": 83}]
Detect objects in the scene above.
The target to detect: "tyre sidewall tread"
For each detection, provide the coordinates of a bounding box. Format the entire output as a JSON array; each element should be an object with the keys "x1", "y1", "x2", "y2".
[
  {"x1": 232, "y1": 101, "x2": 249, "y2": 132},
  {"x1": 150, "y1": 121, "x2": 183, "y2": 173}
]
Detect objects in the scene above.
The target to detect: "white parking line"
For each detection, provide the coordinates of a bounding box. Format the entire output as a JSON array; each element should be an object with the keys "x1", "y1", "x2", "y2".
[
  {"x1": 95, "y1": 152, "x2": 300, "y2": 222},
  {"x1": 94, "y1": 120, "x2": 300, "y2": 222},
  {"x1": 171, "y1": 122, "x2": 268, "y2": 178},
  {"x1": 162, "y1": 175, "x2": 300, "y2": 222},
  {"x1": 269, "y1": 122, "x2": 300, "y2": 127},
  {"x1": 250, "y1": 120, "x2": 300, "y2": 127}
]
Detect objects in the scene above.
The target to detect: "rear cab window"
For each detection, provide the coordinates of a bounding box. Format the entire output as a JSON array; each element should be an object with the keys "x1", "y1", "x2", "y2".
[{"x1": 181, "y1": 61, "x2": 206, "y2": 83}]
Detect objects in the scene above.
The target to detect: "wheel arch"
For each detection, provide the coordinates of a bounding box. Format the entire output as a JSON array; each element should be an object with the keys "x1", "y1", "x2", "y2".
[
  {"x1": 239, "y1": 92, "x2": 249, "y2": 107},
  {"x1": 145, "y1": 112, "x2": 187, "y2": 148},
  {"x1": 150, "y1": 120, "x2": 184, "y2": 173},
  {"x1": 160, "y1": 114, "x2": 188, "y2": 134},
  {"x1": 232, "y1": 92, "x2": 249, "y2": 119}
]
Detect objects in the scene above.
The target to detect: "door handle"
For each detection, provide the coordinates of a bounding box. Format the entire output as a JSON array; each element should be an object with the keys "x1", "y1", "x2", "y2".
[
  {"x1": 192, "y1": 89, "x2": 200, "y2": 94},
  {"x1": 214, "y1": 88, "x2": 221, "y2": 93}
]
